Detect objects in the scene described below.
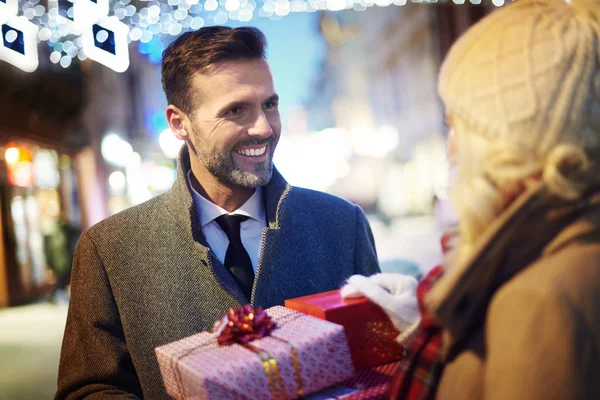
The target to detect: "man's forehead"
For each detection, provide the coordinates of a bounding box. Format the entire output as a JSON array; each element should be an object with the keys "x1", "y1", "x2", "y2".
[
  {"x1": 191, "y1": 59, "x2": 272, "y2": 84},
  {"x1": 190, "y1": 59, "x2": 276, "y2": 103}
]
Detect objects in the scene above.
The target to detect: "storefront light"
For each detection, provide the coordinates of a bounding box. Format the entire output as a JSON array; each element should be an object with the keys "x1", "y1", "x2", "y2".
[
  {"x1": 5, "y1": 147, "x2": 20, "y2": 164},
  {"x1": 101, "y1": 132, "x2": 133, "y2": 167},
  {"x1": 108, "y1": 170, "x2": 126, "y2": 192},
  {"x1": 147, "y1": 165, "x2": 176, "y2": 193}
]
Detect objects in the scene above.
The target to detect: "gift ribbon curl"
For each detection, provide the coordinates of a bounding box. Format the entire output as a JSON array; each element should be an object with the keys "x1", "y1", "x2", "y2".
[{"x1": 214, "y1": 305, "x2": 304, "y2": 399}]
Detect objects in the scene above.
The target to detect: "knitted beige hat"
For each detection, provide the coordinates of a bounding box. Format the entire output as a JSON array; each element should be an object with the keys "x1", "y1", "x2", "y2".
[{"x1": 439, "y1": 0, "x2": 600, "y2": 156}]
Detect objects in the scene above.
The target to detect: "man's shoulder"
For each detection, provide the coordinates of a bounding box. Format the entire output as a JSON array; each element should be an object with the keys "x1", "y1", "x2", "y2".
[{"x1": 288, "y1": 186, "x2": 358, "y2": 211}]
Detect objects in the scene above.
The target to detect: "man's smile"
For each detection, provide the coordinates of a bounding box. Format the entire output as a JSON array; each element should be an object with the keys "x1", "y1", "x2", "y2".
[{"x1": 234, "y1": 145, "x2": 267, "y2": 157}]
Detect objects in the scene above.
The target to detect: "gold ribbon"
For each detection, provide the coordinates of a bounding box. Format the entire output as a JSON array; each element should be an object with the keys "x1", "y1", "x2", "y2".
[
  {"x1": 244, "y1": 333, "x2": 306, "y2": 399},
  {"x1": 245, "y1": 343, "x2": 287, "y2": 399},
  {"x1": 290, "y1": 345, "x2": 304, "y2": 398}
]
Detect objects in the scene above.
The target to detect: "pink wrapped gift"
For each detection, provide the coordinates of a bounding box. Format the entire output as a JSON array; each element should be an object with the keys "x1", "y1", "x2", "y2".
[{"x1": 155, "y1": 306, "x2": 354, "y2": 400}]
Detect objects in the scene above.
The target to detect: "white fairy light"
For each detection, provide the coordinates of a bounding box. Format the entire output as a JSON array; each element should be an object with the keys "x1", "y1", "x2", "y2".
[
  {"x1": 77, "y1": 48, "x2": 87, "y2": 60},
  {"x1": 190, "y1": 16, "x2": 204, "y2": 29},
  {"x1": 327, "y1": 0, "x2": 346, "y2": 10},
  {"x1": 34, "y1": 5, "x2": 46, "y2": 17},
  {"x1": 291, "y1": 0, "x2": 307, "y2": 11},
  {"x1": 38, "y1": 28, "x2": 51, "y2": 41},
  {"x1": 213, "y1": 11, "x2": 228, "y2": 24},
  {"x1": 59, "y1": 55, "x2": 72, "y2": 68},
  {"x1": 129, "y1": 27, "x2": 143, "y2": 41},
  {"x1": 225, "y1": 0, "x2": 241, "y2": 11},
  {"x1": 140, "y1": 30, "x2": 153, "y2": 43},
  {"x1": 50, "y1": 51, "x2": 61, "y2": 63},
  {"x1": 24, "y1": 8, "x2": 36, "y2": 20},
  {"x1": 115, "y1": 8, "x2": 127, "y2": 19},
  {"x1": 263, "y1": 0, "x2": 276, "y2": 12},
  {"x1": 275, "y1": 0, "x2": 291, "y2": 15},
  {"x1": 148, "y1": 5, "x2": 161, "y2": 17},
  {"x1": 204, "y1": 0, "x2": 219, "y2": 11},
  {"x1": 168, "y1": 22, "x2": 182, "y2": 36},
  {"x1": 125, "y1": 5, "x2": 137, "y2": 16}
]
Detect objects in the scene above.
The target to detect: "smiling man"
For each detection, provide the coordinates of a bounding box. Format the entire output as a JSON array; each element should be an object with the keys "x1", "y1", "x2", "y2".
[{"x1": 56, "y1": 26, "x2": 380, "y2": 399}]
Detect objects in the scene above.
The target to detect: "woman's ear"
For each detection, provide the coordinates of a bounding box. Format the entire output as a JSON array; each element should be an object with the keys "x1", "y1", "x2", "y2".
[{"x1": 166, "y1": 105, "x2": 189, "y2": 141}]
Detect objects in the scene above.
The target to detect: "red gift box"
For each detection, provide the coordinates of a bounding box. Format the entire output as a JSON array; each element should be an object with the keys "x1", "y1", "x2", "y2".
[{"x1": 285, "y1": 290, "x2": 403, "y2": 370}]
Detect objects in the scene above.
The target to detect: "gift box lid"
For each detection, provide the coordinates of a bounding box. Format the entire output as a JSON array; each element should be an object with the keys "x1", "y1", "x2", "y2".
[
  {"x1": 285, "y1": 289, "x2": 391, "y2": 324},
  {"x1": 285, "y1": 290, "x2": 403, "y2": 371}
]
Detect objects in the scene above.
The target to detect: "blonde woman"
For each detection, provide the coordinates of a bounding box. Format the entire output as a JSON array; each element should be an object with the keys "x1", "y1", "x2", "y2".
[{"x1": 387, "y1": 0, "x2": 600, "y2": 398}]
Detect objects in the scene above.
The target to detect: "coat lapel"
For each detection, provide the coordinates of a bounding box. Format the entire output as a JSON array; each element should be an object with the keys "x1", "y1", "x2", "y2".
[
  {"x1": 164, "y1": 144, "x2": 293, "y2": 306},
  {"x1": 250, "y1": 167, "x2": 292, "y2": 305},
  {"x1": 164, "y1": 145, "x2": 247, "y2": 304}
]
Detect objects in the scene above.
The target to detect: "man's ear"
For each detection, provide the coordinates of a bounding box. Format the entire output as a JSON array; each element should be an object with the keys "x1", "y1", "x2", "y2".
[{"x1": 166, "y1": 105, "x2": 189, "y2": 141}]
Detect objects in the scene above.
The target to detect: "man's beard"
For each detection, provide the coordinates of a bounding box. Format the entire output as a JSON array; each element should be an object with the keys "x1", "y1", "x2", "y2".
[{"x1": 196, "y1": 137, "x2": 275, "y2": 188}]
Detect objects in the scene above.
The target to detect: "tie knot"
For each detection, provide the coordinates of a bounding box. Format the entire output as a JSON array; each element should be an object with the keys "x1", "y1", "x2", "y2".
[{"x1": 215, "y1": 214, "x2": 250, "y2": 241}]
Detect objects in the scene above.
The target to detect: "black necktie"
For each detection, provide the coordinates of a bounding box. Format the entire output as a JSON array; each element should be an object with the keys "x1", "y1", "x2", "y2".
[{"x1": 215, "y1": 214, "x2": 254, "y2": 300}]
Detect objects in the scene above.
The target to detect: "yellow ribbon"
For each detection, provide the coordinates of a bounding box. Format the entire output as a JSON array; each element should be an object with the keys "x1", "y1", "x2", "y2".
[
  {"x1": 245, "y1": 344, "x2": 287, "y2": 399},
  {"x1": 245, "y1": 336, "x2": 305, "y2": 400}
]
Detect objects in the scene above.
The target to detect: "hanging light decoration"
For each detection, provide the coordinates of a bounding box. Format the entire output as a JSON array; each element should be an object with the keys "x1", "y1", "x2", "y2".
[{"x1": 3, "y1": 0, "x2": 508, "y2": 73}]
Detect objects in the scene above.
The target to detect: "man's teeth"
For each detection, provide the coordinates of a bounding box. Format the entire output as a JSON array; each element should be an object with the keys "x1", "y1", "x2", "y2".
[{"x1": 236, "y1": 146, "x2": 267, "y2": 156}]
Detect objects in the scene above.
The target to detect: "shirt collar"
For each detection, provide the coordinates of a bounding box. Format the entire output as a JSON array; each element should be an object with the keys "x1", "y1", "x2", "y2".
[{"x1": 187, "y1": 170, "x2": 266, "y2": 227}]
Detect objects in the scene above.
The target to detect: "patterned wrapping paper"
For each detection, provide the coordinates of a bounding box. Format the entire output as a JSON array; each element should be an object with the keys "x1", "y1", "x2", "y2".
[{"x1": 155, "y1": 306, "x2": 355, "y2": 400}]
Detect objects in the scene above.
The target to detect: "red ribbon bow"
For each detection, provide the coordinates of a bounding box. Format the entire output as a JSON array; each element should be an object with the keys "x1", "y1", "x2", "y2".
[{"x1": 217, "y1": 305, "x2": 277, "y2": 346}]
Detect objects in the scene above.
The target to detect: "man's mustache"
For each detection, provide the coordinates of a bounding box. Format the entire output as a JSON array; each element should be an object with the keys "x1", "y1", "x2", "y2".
[{"x1": 234, "y1": 136, "x2": 274, "y2": 149}]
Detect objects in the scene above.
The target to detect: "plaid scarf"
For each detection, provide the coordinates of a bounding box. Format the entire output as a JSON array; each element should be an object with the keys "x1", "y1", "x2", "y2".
[{"x1": 386, "y1": 265, "x2": 445, "y2": 400}]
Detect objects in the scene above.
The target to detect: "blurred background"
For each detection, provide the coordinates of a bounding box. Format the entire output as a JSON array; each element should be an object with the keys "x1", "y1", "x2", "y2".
[{"x1": 0, "y1": 0, "x2": 502, "y2": 398}]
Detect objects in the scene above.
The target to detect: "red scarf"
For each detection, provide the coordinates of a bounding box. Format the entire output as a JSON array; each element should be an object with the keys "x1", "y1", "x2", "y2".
[
  {"x1": 386, "y1": 230, "x2": 455, "y2": 400},
  {"x1": 386, "y1": 264, "x2": 445, "y2": 400}
]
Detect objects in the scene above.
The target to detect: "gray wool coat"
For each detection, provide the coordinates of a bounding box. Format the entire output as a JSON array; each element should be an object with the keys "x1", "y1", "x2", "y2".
[{"x1": 55, "y1": 145, "x2": 380, "y2": 399}]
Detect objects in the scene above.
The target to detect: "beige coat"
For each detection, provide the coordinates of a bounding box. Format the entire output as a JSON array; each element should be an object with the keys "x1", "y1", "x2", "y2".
[{"x1": 427, "y1": 184, "x2": 600, "y2": 400}]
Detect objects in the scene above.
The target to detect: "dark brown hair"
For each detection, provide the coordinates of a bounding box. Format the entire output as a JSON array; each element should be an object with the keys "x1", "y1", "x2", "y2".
[{"x1": 161, "y1": 26, "x2": 267, "y2": 115}]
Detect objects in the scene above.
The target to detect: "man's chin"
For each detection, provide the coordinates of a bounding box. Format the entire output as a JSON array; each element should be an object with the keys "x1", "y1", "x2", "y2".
[{"x1": 228, "y1": 169, "x2": 273, "y2": 188}]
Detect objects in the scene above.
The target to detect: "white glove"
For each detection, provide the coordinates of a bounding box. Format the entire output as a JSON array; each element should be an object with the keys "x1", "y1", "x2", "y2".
[{"x1": 340, "y1": 273, "x2": 420, "y2": 332}]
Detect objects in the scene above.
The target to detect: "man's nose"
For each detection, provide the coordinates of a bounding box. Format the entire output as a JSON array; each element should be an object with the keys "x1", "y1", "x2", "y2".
[{"x1": 247, "y1": 111, "x2": 273, "y2": 139}]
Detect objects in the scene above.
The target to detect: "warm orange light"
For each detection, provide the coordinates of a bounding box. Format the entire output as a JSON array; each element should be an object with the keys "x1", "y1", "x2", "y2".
[
  {"x1": 5, "y1": 144, "x2": 34, "y2": 188},
  {"x1": 5, "y1": 147, "x2": 19, "y2": 164}
]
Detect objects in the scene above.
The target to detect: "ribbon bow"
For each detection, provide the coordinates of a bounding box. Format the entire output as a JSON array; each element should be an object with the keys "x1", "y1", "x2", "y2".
[{"x1": 217, "y1": 305, "x2": 277, "y2": 346}]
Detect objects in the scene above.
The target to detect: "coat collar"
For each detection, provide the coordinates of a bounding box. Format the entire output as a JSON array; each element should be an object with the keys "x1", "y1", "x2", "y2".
[
  {"x1": 164, "y1": 144, "x2": 292, "y2": 246},
  {"x1": 427, "y1": 182, "x2": 600, "y2": 360}
]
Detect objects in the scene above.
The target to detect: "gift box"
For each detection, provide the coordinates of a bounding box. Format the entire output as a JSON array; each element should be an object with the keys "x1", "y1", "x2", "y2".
[
  {"x1": 155, "y1": 306, "x2": 354, "y2": 400},
  {"x1": 285, "y1": 290, "x2": 403, "y2": 370}
]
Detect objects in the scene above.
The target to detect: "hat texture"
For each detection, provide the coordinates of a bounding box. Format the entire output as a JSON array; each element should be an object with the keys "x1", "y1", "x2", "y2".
[{"x1": 439, "y1": 0, "x2": 600, "y2": 155}]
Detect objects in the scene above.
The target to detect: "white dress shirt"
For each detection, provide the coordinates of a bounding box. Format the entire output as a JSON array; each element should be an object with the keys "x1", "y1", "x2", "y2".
[{"x1": 187, "y1": 171, "x2": 266, "y2": 272}]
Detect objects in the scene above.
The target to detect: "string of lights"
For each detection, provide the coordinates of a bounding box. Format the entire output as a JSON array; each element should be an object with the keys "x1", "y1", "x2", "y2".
[{"x1": 0, "y1": 0, "x2": 508, "y2": 72}]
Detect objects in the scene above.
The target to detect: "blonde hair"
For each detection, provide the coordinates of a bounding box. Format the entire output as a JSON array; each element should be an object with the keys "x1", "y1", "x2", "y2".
[{"x1": 449, "y1": 117, "x2": 595, "y2": 267}]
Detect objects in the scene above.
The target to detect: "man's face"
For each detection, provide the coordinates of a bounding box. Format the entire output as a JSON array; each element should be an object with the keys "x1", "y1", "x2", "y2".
[{"x1": 185, "y1": 58, "x2": 281, "y2": 188}]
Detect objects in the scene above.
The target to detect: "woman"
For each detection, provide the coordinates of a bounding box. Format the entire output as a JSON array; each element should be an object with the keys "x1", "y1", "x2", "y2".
[{"x1": 389, "y1": 0, "x2": 600, "y2": 398}]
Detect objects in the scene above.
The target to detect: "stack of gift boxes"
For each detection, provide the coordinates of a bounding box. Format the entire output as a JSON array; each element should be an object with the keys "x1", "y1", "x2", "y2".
[{"x1": 155, "y1": 290, "x2": 403, "y2": 399}]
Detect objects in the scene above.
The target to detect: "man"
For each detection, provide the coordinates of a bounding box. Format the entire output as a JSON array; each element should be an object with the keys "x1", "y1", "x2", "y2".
[{"x1": 56, "y1": 26, "x2": 379, "y2": 399}]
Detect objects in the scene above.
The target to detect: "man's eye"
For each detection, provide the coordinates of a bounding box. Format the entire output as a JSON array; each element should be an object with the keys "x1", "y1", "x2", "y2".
[
  {"x1": 225, "y1": 107, "x2": 244, "y2": 117},
  {"x1": 263, "y1": 101, "x2": 278, "y2": 112}
]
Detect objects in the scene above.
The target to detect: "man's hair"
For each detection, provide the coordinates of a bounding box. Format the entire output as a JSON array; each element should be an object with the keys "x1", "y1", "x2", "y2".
[{"x1": 161, "y1": 26, "x2": 267, "y2": 115}]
